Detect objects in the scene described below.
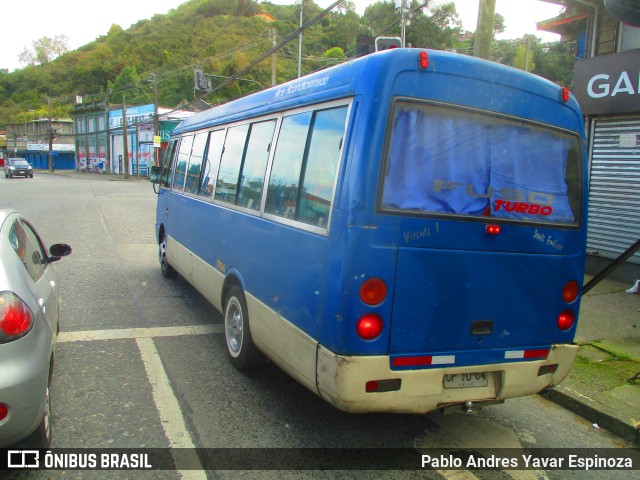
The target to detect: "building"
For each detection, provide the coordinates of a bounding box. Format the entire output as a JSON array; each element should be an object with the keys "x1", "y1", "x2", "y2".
[
  {"x1": 4, "y1": 118, "x2": 75, "y2": 170},
  {"x1": 73, "y1": 98, "x2": 110, "y2": 172},
  {"x1": 539, "y1": 0, "x2": 640, "y2": 282},
  {"x1": 108, "y1": 104, "x2": 193, "y2": 176},
  {"x1": 72, "y1": 101, "x2": 194, "y2": 175}
]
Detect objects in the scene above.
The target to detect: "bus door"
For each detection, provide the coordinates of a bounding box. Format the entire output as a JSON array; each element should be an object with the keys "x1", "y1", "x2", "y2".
[
  {"x1": 380, "y1": 101, "x2": 584, "y2": 366},
  {"x1": 156, "y1": 138, "x2": 178, "y2": 237}
]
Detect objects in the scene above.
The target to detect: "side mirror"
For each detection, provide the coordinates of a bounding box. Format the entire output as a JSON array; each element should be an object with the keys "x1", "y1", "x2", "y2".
[
  {"x1": 150, "y1": 166, "x2": 161, "y2": 184},
  {"x1": 48, "y1": 243, "x2": 72, "y2": 262}
]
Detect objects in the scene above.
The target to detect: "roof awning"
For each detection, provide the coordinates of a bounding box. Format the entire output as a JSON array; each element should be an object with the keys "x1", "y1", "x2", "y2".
[{"x1": 537, "y1": 13, "x2": 588, "y2": 33}]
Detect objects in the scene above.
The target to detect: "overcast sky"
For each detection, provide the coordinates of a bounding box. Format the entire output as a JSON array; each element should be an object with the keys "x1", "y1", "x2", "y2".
[{"x1": 1, "y1": 0, "x2": 563, "y2": 72}]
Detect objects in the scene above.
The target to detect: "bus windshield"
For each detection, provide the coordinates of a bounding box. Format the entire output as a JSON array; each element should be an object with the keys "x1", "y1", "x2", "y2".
[{"x1": 381, "y1": 101, "x2": 581, "y2": 225}]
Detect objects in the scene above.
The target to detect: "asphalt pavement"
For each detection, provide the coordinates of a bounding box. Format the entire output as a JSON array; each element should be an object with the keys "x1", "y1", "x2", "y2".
[{"x1": 35, "y1": 168, "x2": 640, "y2": 447}]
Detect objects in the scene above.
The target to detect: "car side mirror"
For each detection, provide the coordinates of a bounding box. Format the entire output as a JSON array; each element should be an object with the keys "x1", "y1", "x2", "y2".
[{"x1": 48, "y1": 243, "x2": 72, "y2": 262}]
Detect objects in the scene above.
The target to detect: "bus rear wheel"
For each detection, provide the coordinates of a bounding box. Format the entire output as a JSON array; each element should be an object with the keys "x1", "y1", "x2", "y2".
[{"x1": 224, "y1": 287, "x2": 262, "y2": 370}]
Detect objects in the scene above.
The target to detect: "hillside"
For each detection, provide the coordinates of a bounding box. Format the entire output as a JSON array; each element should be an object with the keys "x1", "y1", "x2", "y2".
[{"x1": 0, "y1": 0, "x2": 573, "y2": 127}]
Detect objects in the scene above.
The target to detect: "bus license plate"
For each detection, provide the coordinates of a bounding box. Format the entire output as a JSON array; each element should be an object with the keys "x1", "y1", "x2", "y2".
[{"x1": 443, "y1": 372, "x2": 488, "y2": 389}]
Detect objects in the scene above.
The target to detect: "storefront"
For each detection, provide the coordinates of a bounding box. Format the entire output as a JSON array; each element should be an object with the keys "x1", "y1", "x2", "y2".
[{"x1": 573, "y1": 49, "x2": 640, "y2": 280}]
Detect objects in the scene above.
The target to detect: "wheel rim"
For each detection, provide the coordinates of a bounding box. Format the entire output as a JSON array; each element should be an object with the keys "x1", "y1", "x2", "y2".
[
  {"x1": 159, "y1": 237, "x2": 168, "y2": 271},
  {"x1": 225, "y1": 297, "x2": 243, "y2": 358}
]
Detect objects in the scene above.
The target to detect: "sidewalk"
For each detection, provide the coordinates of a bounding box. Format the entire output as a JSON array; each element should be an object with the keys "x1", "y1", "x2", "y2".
[
  {"x1": 35, "y1": 168, "x2": 147, "y2": 181},
  {"x1": 543, "y1": 276, "x2": 640, "y2": 446}
]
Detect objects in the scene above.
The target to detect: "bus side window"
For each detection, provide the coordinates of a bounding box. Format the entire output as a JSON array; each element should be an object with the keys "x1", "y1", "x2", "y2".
[
  {"x1": 297, "y1": 106, "x2": 348, "y2": 227},
  {"x1": 184, "y1": 131, "x2": 209, "y2": 195},
  {"x1": 160, "y1": 140, "x2": 178, "y2": 188},
  {"x1": 173, "y1": 135, "x2": 194, "y2": 193},
  {"x1": 237, "y1": 120, "x2": 277, "y2": 210},
  {"x1": 200, "y1": 130, "x2": 225, "y2": 199},
  {"x1": 265, "y1": 111, "x2": 313, "y2": 219},
  {"x1": 215, "y1": 125, "x2": 250, "y2": 205}
]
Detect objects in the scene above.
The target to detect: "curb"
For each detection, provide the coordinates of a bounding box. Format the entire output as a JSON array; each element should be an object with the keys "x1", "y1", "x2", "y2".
[{"x1": 542, "y1": 386, "x2": 640, "y2": 446}]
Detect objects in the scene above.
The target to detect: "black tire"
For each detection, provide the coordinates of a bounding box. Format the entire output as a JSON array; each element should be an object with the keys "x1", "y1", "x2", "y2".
[
  {"x1": 17, "y1": 380, "x2": 52, "y2": 448},
  {"x1": 224, "y1": 287, "x2": 262, "y2": 370},
  {"x1": 159, "y1": 233, "x2": 177, "y2": 278}
]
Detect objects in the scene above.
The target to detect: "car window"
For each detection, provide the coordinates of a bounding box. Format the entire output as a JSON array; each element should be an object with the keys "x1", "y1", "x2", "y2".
[{"x1": 9, "y1": 219, "x2": 47, "y2": 282}]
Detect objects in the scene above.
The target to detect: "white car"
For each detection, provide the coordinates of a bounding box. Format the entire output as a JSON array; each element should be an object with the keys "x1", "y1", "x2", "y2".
[{"x1": 0, "y1": 210, "x2": 71, "y2": 447}]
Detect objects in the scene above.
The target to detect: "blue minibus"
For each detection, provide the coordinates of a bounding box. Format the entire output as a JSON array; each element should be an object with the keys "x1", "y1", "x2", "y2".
[{"x1": 151, "y1": 48, "x2": 588, "y2": 414}]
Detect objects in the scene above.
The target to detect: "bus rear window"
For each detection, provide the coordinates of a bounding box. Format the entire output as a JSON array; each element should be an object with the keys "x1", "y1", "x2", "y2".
[{"x1": 381, "y1": 101, "x2": 581, "y2": 225}]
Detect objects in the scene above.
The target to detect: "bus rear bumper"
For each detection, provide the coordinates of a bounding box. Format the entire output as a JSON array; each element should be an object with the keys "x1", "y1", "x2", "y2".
[{"x1": 316, "y1": 344, "x2": 578, "y2": 414}]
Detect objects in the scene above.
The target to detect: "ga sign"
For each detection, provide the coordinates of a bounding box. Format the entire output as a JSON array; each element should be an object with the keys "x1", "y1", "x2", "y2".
[{"x1": 573, "y1": 49, "x2": 640, "y2": 115}]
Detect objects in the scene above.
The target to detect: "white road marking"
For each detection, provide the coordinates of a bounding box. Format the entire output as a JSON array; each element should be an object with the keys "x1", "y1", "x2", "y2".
[
  {"x1": 58, "y1": 326, "x2": 218, "y2": 479},
  {"x1": 136, "y1": 336, "x2": 207, "y2": 480},
  {"x1": 416, "y1": 413, "x2": 543, "y2": 480},
  {"x1": 57, "y1": 324, "x2": 223, "y2": 342}
]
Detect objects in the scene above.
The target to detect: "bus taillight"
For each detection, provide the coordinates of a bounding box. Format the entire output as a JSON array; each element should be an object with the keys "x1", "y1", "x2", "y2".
[
  {"x1": 366, "y1": 379, "x2": 401, "y2": 393},
  {"x1": 562, "y1": 281, "x2": 579, "y2": 303},
  {"x1": 356, "y1": 314, "x2": 383, "y2": 340},
  {"x1": 557, "y1": 310, "x2": 575, "y2": 330},
  {"x1": 486, "y1": 224, "x2": 501, "y2": 235},
  {"x1": 360, "y1": 278, "x2": 387, "y2": 305},
  {"x1": 561, "y1": 86, "x2": 570, "y2": 103},
  {"x1": 419, "y1": 51, "x2": 429, "y2": 69}
]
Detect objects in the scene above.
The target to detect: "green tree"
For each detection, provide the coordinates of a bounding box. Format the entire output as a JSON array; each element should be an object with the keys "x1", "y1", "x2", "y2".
[
  {"x1": 512, "y1": 35, "x2": 537, "y2": 72},
  {"x1": 18, "y1": 35, "x2": 70, "y2": 66},
  {"x1": 323, "y1": 47, "x2": 345, "y2": 58},
  {"x1": 108, "y1": 65, "x2": 146, "y2": 104}
]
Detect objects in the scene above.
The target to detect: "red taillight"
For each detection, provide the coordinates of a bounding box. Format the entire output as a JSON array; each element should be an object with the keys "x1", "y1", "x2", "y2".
[
  {"x1": 561, "y1": 87, "x2": 570, "y2": 102},
  {"x1": 0, "y1": 293, "x2": 34, "y2": 342},
  {"x1": 356, "y1": 314, "x2": 383, "y2": 340},
  {"x1": 360, "y1": 278, "x2": 387, "y2": 306},
  {"x1": 486, "y1": 224, "x2": 501, "y2": 235},
  {"x1": 562, "y1": 280, "x2": 579, "y2": 303},
  {"x1": 557, "y1": 310, "x2": 575, "y2": 331},
  {"x1": 365, "y1": 379, "x2": 401, "y2": 393},
  {"x1": 0, "y1": 403, "x2": 8, "y2": 421},
  {"x1": 419, "y1": 51, "x2": 429, "y2": 69}
]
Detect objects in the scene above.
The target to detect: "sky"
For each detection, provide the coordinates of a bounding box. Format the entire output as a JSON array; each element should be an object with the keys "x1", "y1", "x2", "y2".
[{"x1": 1, "y1": 0, "x2": 563, "y2": 72}]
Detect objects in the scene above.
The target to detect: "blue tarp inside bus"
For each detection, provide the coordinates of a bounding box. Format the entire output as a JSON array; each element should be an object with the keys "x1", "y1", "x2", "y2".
[{"x1": 382, "y1": 106, "x2": 575, "y2": 224}]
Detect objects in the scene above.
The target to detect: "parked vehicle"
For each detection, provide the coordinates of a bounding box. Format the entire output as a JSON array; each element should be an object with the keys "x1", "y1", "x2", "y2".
[
  {"x1": 150, "y1": 49, "x2": 588, "y2": 414},
  {"x1": 4, "y1": 158, "x2": 33, "y2": 179},
  {"x1": 0, "y1": 210, "x2": 72, "y2": 447}
]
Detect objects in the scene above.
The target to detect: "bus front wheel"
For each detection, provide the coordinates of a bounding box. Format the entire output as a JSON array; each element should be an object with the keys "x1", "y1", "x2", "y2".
[
  {"x1": 224, "y1": 287, "x2": 262, "y2": 370},
  {"x1": 159, "y1": 233, "x2": 177, "y2": 278}
]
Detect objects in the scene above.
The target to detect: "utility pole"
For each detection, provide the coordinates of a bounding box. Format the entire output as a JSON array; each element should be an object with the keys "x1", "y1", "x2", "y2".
[
  {"x1": 105, "y1": 92, "x2": 111, "y2": 174},
  {"x1": 121, "y1": 98, "x2": 130, "y2": 179},
  {"x1": 297, "y1": 0, "x2": 303, "y2": 78},
  {"x1": 473, "y1": 0, "x2": 496, "y2": 60},
  {"x1": 151, "y1": 73, "x2": 159, "y2": 167},
  {"x1": 46, "y1": 97, "x2": 54, "y2": 172},
  {"x1": 399, "y1": 0, "x2": 408, "y2": 48},
  {"x1": 270, "y1": 29, "x2": 277, "y2": 86}
]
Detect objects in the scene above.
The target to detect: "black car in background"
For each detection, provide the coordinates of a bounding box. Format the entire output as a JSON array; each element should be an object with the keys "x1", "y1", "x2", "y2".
[{"x1": 4, "y1": 159, "x2": 33, "y2": 179}]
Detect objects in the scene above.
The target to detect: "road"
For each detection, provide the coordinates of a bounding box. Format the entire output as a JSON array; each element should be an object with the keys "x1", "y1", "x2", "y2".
[{"x1": 1, "y1": 172, "x2": 637, "y2": 480}]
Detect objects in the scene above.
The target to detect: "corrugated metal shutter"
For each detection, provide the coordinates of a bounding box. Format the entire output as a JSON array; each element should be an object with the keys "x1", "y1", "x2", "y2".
[{"x1": 587, "y1": 116, "x2": 640, "y2": 263}]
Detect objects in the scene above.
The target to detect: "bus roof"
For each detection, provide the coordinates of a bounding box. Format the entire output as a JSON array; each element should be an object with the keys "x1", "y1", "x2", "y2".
[{"x1": 174, "y1": 49, "x2": 580, "y2": 135}]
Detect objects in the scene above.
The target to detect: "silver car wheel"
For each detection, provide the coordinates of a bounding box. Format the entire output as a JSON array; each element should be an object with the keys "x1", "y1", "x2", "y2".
[{"x1": 225, "y1": 297, "x2": 243, "y2": 358}]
